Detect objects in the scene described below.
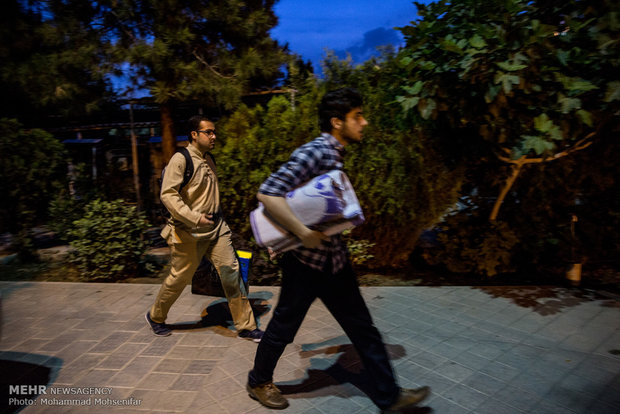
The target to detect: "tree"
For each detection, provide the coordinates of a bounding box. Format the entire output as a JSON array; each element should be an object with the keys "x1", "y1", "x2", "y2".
[
  {"x1": 396, "y1": 0, "x2": 620, "y2": 221},
  {"x1": 104, "y1": 0, "x2": 288, "y2": 161},
  {"x1": 395, "y1": 0, "x2": 620, "y2": 275},
  {"x1": 0, "y1": 119, "x2": 68, "y2": 259},
  {"x1": 0, "y1": 0, "x2": 116, "y2": 126}
]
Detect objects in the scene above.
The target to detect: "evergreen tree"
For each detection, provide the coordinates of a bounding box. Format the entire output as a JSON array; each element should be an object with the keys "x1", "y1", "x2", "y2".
[
  {"x1": 104, "y1": 0, "x2": 288, "y2": 161},
  {"x1": 0, "y1": 0, "x2": 115, "y2": 126}
]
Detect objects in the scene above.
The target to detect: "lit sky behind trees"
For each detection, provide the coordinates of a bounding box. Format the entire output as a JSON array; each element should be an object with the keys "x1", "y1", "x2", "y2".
[
  {"x1": 270, "y1": 0, "x2": 428, "y2": 73},
  {"x1": 111, "y1": 0, "x2": 426, "y2": 96},
  {"x1": 110, "y1": 0, "x2": 427, "y2": 96}
]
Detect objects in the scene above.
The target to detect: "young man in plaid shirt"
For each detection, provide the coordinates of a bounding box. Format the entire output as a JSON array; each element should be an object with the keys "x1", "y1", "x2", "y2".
[{"x1": 246, "y1": 88, "x2": 430, "y2": 412}]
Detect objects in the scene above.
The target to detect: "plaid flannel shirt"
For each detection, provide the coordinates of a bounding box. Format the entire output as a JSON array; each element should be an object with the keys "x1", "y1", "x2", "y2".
[{"x1": 258, "y1": 133, "x2": 348, "y2": 273}]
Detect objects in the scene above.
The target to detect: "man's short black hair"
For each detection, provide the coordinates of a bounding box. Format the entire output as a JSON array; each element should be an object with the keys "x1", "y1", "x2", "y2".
[
  {"x1": 187, "y1": 115, "x2": 213, "y2": 142},
  {"x1": 318, "y1": 88, "x2": 363, "y2": 133}
]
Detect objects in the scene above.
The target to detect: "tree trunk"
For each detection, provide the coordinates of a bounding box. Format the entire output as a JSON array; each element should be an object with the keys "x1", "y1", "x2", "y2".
[
  {"x1": 160, "y1": 103, "x2": 176, "y2": 163},
  {"x1": 490, "y1": 136, "x2": 593, "y2": 222},
  {"x1": 129, "y1": 102, "x2": 142, "y2": 211},
  {"x1": 489, "y1": 162, "x2": 523, "y2": 222}
]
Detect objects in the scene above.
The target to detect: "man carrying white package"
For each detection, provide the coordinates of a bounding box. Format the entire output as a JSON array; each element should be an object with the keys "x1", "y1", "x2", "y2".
[
  {"x1": 246, "y1": 88, "x2": 430, "y2": 412},
  {"x1": 250, "y1": 169, "x2": 365, "y2": 253}
]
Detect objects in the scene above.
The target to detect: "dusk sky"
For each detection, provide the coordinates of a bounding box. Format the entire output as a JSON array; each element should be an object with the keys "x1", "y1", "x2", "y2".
[
  {"x1": 116, "y1": 1, "x2": 428, "y2": 96},
  {"x1": 270, "y1": 0, "x2": 427, "y2": 73}
]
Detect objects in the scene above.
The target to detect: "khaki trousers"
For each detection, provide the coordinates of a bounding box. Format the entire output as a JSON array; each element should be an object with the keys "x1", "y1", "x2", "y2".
[{"x1": 150, "y1": 228, "x2": 256, "y2": 332}]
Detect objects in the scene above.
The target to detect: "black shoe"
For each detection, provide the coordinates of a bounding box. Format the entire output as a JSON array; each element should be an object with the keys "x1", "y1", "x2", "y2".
[
  {"x1": 238, "y1": 329, "x2": 264, "y2": 343},
  {"x1": 247, "y1": 382, "x2": 289, "y2": 409},
  {"x1": 381, "y1": 386, "x2": 431, "y2": 413},
  {"x1": 145, "y1": 312, "x2": 172, "y2": 336}
]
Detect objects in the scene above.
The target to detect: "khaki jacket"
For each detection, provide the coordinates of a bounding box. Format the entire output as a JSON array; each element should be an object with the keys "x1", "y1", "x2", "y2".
[{"x1": 160, "y1": 144, "x2": 229, "y2": 243}]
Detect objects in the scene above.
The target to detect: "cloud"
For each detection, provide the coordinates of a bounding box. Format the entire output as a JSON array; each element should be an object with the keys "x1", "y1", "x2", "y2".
[{"x1": 333, "y1": 27, "x2": 404, "y2": 64}]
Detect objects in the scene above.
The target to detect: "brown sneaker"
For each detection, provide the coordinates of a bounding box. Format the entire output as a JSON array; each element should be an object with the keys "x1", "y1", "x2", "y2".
[
  {"x1": 381, "y1": 386, "x2": 431, "y2": 413},
  {"x1": 247, "y1": 382, "x2": 289, "y2": 409}
]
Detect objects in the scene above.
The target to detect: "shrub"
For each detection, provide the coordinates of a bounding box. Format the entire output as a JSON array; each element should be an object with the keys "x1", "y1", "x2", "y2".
[
  {"x1": 342, "y1": 229, "x2": 375, "y2": 267},
  {"x1": 217, "y1": 94, "x2": 320, "y2": 236},
  {"x1": 48, "y1": 163, "x2": 102, "y2": 242},
  {"x1": 0, "y1": 118, "x2": 67, "y2": 259},
  {"x1": 321, "y1": 54, "x2": 465, "y2": 268},
  {"x1": 217, "y1": 75, "x2": 463, "y2": 269},
  {"x1": 427, "y1": 211, "x2": 519, "y2": 277},
  {"x1": 67, "y1": 199, "x2": 152, "y2": 281},
  {"x1": 49, "y1": 193, "x2": 88, "y2": 243}
]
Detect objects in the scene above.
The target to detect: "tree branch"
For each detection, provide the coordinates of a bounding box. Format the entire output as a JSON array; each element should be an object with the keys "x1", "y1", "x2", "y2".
[
  {"x1": 497, "y1": 132, "x2": 595, "y2": 165},
  {"x1": 489, "y1": 158, "x2": 525, "y2": 221},
  {"x1": 491, "y1": 132, "x2": 595, "y2": 221},
  {"x1": 192, "y1": 50, "x2": 235, "y2": 79}
]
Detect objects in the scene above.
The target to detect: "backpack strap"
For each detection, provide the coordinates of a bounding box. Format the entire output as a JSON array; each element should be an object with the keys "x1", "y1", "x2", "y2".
[
  {"x1": 178, "y1": 147, "x2": 194, "y2": 191},
  {"x1": 204, "y1": 151, "x2": 216, "y2": 172},
  {"x1": 205, "y1": 152, "x2": 216, "y2": 165}
]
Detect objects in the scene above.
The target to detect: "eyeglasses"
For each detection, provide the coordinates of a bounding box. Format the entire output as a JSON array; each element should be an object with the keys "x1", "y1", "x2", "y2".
[{"x1": 196, "y1": 129, "x2": 216, "y2": 136}]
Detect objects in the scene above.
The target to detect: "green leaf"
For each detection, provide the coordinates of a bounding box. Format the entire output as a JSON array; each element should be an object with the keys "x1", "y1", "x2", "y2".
[
  {"x1": 558, "y1": 94, "x2": 581, "y2": 114},
  {"x1": 494, "y1": 72, "x2": 520, "y2": 94},
  {"x1": 419, "y1": 98, "x2": 436, "y2": 120},
  {"x1": 403, "y1": 81, "x2": 423, "y2": 95},
  {"x1": 485, "y1": 84, "x2": 501, "y2": 103},
  {"x1": 534, "y1": 114, "x2": 553, "y2": 133},
  {"x1": 397, "y1": 96, "x2": 420, "y2": 112},
  {"x1": 440, "y1": 36, "x2": 464, "y2": 55},
  {"x1": 496, "y1": 61, "x2": 528, "y2": 71},
  {"x1": 522, "y1": 135, "x2": 554, "y2": 155},
  {"x1": 576, "y1": 109, "x2": 593, "y2": 127},
  {"x1": 555, "y1": 73, "x2": 599, "y2": 93},
  {"x1": 557, "y1": 49, "x2": 570, "y2": 66},
  {"x1": 469, "y1": 34, "x2": 487, "y2": 49},
  {"x1": 420, "y1": 61, "x2": 437, "y2": 71},
  {"x1": 604, "y1": 81, "x2": 620, "y2": 102},
  {"x1": 549, "y1": 126, "x2": 563, "y2": 141}
]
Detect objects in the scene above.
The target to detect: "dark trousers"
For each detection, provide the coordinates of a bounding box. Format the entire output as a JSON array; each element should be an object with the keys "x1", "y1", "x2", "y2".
[{"x1": 248, "y1": 253, "x2": 400, "y2": 408}]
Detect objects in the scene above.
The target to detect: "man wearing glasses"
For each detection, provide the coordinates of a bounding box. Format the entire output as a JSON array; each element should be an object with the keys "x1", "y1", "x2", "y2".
[{"x1": 146, "y1": 115, "x2": 263, "y2": 342}]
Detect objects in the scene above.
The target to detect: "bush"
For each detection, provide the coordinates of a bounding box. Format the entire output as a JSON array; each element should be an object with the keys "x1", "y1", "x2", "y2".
[
  {"x1": 0, "y1": 118, "x2": 67, "y2": 258},
  {"x1": 67, "y1": 199, "x2": 153, "y2": 281},
  {"x1": 217, "y1": 93, "x2": 320, "y2": 236},
  {"x1": 321, "y1": 54, "x2": 465, "y2": 268},
  {"x1": 48, "y1": 163, "x2": 102, "y2": 242},
  {"x1": 342, "y1": 229, "x2": 375, "y2": 267},
  {"x1": 49, "y1": 193, "x2": 88, "y2": 243},
  {"x1": 427, "y1": 211, "x2": 519, "y2": 277},
  {"x1": 216, "y1": 70, "x2": 463, "y2": 269}
]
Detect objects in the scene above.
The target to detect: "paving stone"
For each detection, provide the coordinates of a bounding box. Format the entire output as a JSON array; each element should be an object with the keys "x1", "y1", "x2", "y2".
[
  {"x1": 136, "y1": 372, "x2": 179, "y2": 390},
  {"x1": 183, "y1": 359, "x2": 217, "y2": 375},
  {"x1": 169, "y1": 374, "x2": 208, "y2": 391},
  {"x1": 154, "y1": 358, "x2": 190, "y2": 374},
  {"x1": 1, "y1": 282, "x2": 618, "y2": 413}
]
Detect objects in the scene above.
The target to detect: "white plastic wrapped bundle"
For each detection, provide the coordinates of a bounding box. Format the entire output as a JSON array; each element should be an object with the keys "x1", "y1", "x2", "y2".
[{"x1": 250, "y1": 170, "x2": 365, "y2": 253}]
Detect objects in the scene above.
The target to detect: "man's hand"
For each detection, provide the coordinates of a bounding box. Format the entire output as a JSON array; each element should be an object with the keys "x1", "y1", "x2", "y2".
[
  {"x1": 266, "y1": 228, "x2": 328, "y2": 260},
  {"x1": 298, "y1": 228, "x2": 329, "y2": 249},
  {"x1": 257, "y1": 193, "x2": 329, "y2": 249},
  {"x1": 198, "y1": 213, "x2": 214, "y2": 226}
]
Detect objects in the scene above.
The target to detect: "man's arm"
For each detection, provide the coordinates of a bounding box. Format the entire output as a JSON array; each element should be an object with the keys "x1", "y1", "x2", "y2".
[
  {"x1": 161, "y1": 153, "x2": 213, "y2": 227},
  {"x1": 257, "y1": 193, "x2": 328, "y2": 249}
]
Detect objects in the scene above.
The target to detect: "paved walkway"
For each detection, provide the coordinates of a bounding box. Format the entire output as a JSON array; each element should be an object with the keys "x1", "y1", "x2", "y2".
[{"x1": 1, "y1": 281, "x2": 619, "y2": 414}]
